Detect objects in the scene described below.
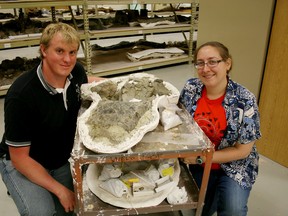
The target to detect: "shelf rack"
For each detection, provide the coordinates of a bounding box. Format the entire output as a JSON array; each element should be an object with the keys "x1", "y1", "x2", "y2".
[
  {"x1": 0, "y1": 0, "x2": 89, "y2": 96},
  {"x1": 0, "y1": 0, "x2": 197, "y2": 94},
  {"x1": 83, "y1": 0, "x2": 197, "y2": 76}
]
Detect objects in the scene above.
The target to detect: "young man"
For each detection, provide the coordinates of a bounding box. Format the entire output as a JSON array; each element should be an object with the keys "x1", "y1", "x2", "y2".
[{"x1": 0, "y1": 22, "x2": 102, "y2": 215}]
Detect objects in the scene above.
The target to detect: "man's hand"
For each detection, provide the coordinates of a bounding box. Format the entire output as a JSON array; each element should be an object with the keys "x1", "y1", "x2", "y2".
[
  {"x1": 9, "y1": 146, "x2": 76, "y2": 213},
  {"x1": 88, "y1": 76, "x2": 106, "y2": 83},
  {"x1": 56, "y1": 186, "x2": 76, "y2": 213}
]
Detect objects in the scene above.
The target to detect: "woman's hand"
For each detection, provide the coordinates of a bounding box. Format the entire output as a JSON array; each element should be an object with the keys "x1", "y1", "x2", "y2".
[{"x1": 182, "y1": 156, "x2": 206, "y2": 164}]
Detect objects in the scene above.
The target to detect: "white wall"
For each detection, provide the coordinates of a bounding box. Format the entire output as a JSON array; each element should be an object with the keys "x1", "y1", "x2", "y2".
[{"x1": 196, "y1": 0, "x2": 275, "y2": 98}]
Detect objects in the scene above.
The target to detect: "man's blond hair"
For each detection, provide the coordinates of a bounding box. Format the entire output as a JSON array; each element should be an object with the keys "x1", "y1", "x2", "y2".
[{"x1": 39, "y1": 22, "x2": 80, "y2": 58}]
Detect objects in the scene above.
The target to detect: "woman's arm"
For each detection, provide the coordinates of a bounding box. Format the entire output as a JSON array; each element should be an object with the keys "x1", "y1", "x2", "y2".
[{"x1": 183, "y1": 141, "x2": 255, "y2": 164}]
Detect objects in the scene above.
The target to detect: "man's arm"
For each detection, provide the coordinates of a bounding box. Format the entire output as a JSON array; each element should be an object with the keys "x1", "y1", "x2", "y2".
[
  {"x1": 87, "y1": 76, "x2": 106, "y2": 83},
  {"x1": 9, "y1": 146, "x2": 75, "y2": 213}
]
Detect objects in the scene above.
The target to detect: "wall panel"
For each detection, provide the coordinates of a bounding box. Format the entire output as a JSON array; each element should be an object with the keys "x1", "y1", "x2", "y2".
[{"x1": 257, "y1": 0, "x2": 288, "y2": 167}]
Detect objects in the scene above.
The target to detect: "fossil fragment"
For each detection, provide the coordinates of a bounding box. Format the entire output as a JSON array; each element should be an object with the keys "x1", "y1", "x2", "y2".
[
  {"x1": 0, "y1": 57, "x2": 41, "y2": 86},
  {"x1": 77, "y1": 73, "x2": 179, "y2": 153},
  {"x1": 86, "y1": 100, "x2": 152, "y2": 144},
  {"x1": 127, "y1": 47, "x2": 185, "y2": 62}
]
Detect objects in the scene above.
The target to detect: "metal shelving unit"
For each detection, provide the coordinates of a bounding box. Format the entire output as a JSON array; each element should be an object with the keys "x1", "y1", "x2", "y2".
[
  {"x1": 84, "y1": 0, "x2": 197, "y2": 76},
  {"x1": 0, "y1": 0, "x2": 89, "y2": 96},
  {"x1": 0, "y1": 0, "x2": 198, "y2": 94}
]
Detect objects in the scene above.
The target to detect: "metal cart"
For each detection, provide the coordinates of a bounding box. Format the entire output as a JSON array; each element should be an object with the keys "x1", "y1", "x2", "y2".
[{"x1": 71, "y1": 108, "x2": 213, "y2": 216}]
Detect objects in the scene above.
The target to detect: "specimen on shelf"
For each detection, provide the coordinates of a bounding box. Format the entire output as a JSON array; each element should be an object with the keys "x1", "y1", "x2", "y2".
[
  {"x1": 77, "y1": 73, "x2": 180, "y2": 154},
  {"x1": 0, "y1": 57, "x2": 41, "y2": 87}
]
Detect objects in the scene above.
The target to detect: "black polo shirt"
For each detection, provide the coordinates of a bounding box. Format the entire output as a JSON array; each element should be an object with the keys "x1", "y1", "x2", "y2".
[{"x1": 0, "y1": 62, "x2": 87, "y2": 170}]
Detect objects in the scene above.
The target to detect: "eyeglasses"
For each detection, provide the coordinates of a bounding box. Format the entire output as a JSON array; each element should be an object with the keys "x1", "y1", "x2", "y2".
[{"x1": 194, "y1": 59, "x2": 223, "y2": 69}]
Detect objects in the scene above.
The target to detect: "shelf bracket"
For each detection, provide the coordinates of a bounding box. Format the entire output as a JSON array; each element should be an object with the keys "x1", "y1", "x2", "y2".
[
  {"x1": 82, "y1": 0, "x2": 92, "y2": 74},
  {"x1": 169, "y1": 3, "x2": 188, "y2": 46},
  {"x1": 69, "y1": 6, "x2": 85, "y2": 54},
  {"x1": 51, "y1": 6, "x2": 56, "y2": 23}
]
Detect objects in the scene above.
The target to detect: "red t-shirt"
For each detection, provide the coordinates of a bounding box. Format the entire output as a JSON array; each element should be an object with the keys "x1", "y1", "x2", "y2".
[{"x1": 194, "y1": 88, "x2": 227, "y2": 169}]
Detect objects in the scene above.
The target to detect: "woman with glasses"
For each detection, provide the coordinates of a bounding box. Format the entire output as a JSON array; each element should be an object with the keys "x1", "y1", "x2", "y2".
[{"x1": 179, "y1": 41, "x2": 261, "y2": 216}]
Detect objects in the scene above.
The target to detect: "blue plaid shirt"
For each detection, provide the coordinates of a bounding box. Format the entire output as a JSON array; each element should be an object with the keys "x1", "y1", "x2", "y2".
[{"x1": 179, "y1": 77, "x2": 261, "y2": 189}]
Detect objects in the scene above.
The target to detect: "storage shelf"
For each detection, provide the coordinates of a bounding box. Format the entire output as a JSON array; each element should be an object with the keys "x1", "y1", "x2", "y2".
[
  {"x1": 89, "y1": 24, "x2": 191, "y2": 38},
  {"x1": 87, "y1": 0, "x2": 195, "y2": 4},
  {"x1": 0, "y1": 85, "x2": 9, "y2": 96},
  {"x1": 81, "y1": 165, "x2": 199, "y2": 215},
  {"x1": 0, "y1": 32, "x2": 87, "y2": 49},
  {"x1": 84, "y1": 55, "x2": 192, "y2": 76},
  {"x1": 0, "y1": 24, "x2": 191, "y2": 49},
  {"x1": 0, "y1": 37, "x2": 40, "y2": 49},
  {"x1": 0, "y1": 0, "x2": 83, "y2": 9}
]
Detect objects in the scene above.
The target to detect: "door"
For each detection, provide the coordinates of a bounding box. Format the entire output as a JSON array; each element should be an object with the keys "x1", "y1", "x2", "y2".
[{"x1": 257, "y1": 0, "x2": 288, "y2": 167}]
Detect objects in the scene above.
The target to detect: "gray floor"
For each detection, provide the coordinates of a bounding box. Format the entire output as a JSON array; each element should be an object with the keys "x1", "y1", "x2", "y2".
[{"x1": 1, "y1": 64, "x2": 288, "y2": 216}]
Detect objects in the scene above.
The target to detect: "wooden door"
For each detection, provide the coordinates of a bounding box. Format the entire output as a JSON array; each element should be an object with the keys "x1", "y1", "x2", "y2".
[{"x1": 257, "y1": 0, "x2": 288, "y2": 167}]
